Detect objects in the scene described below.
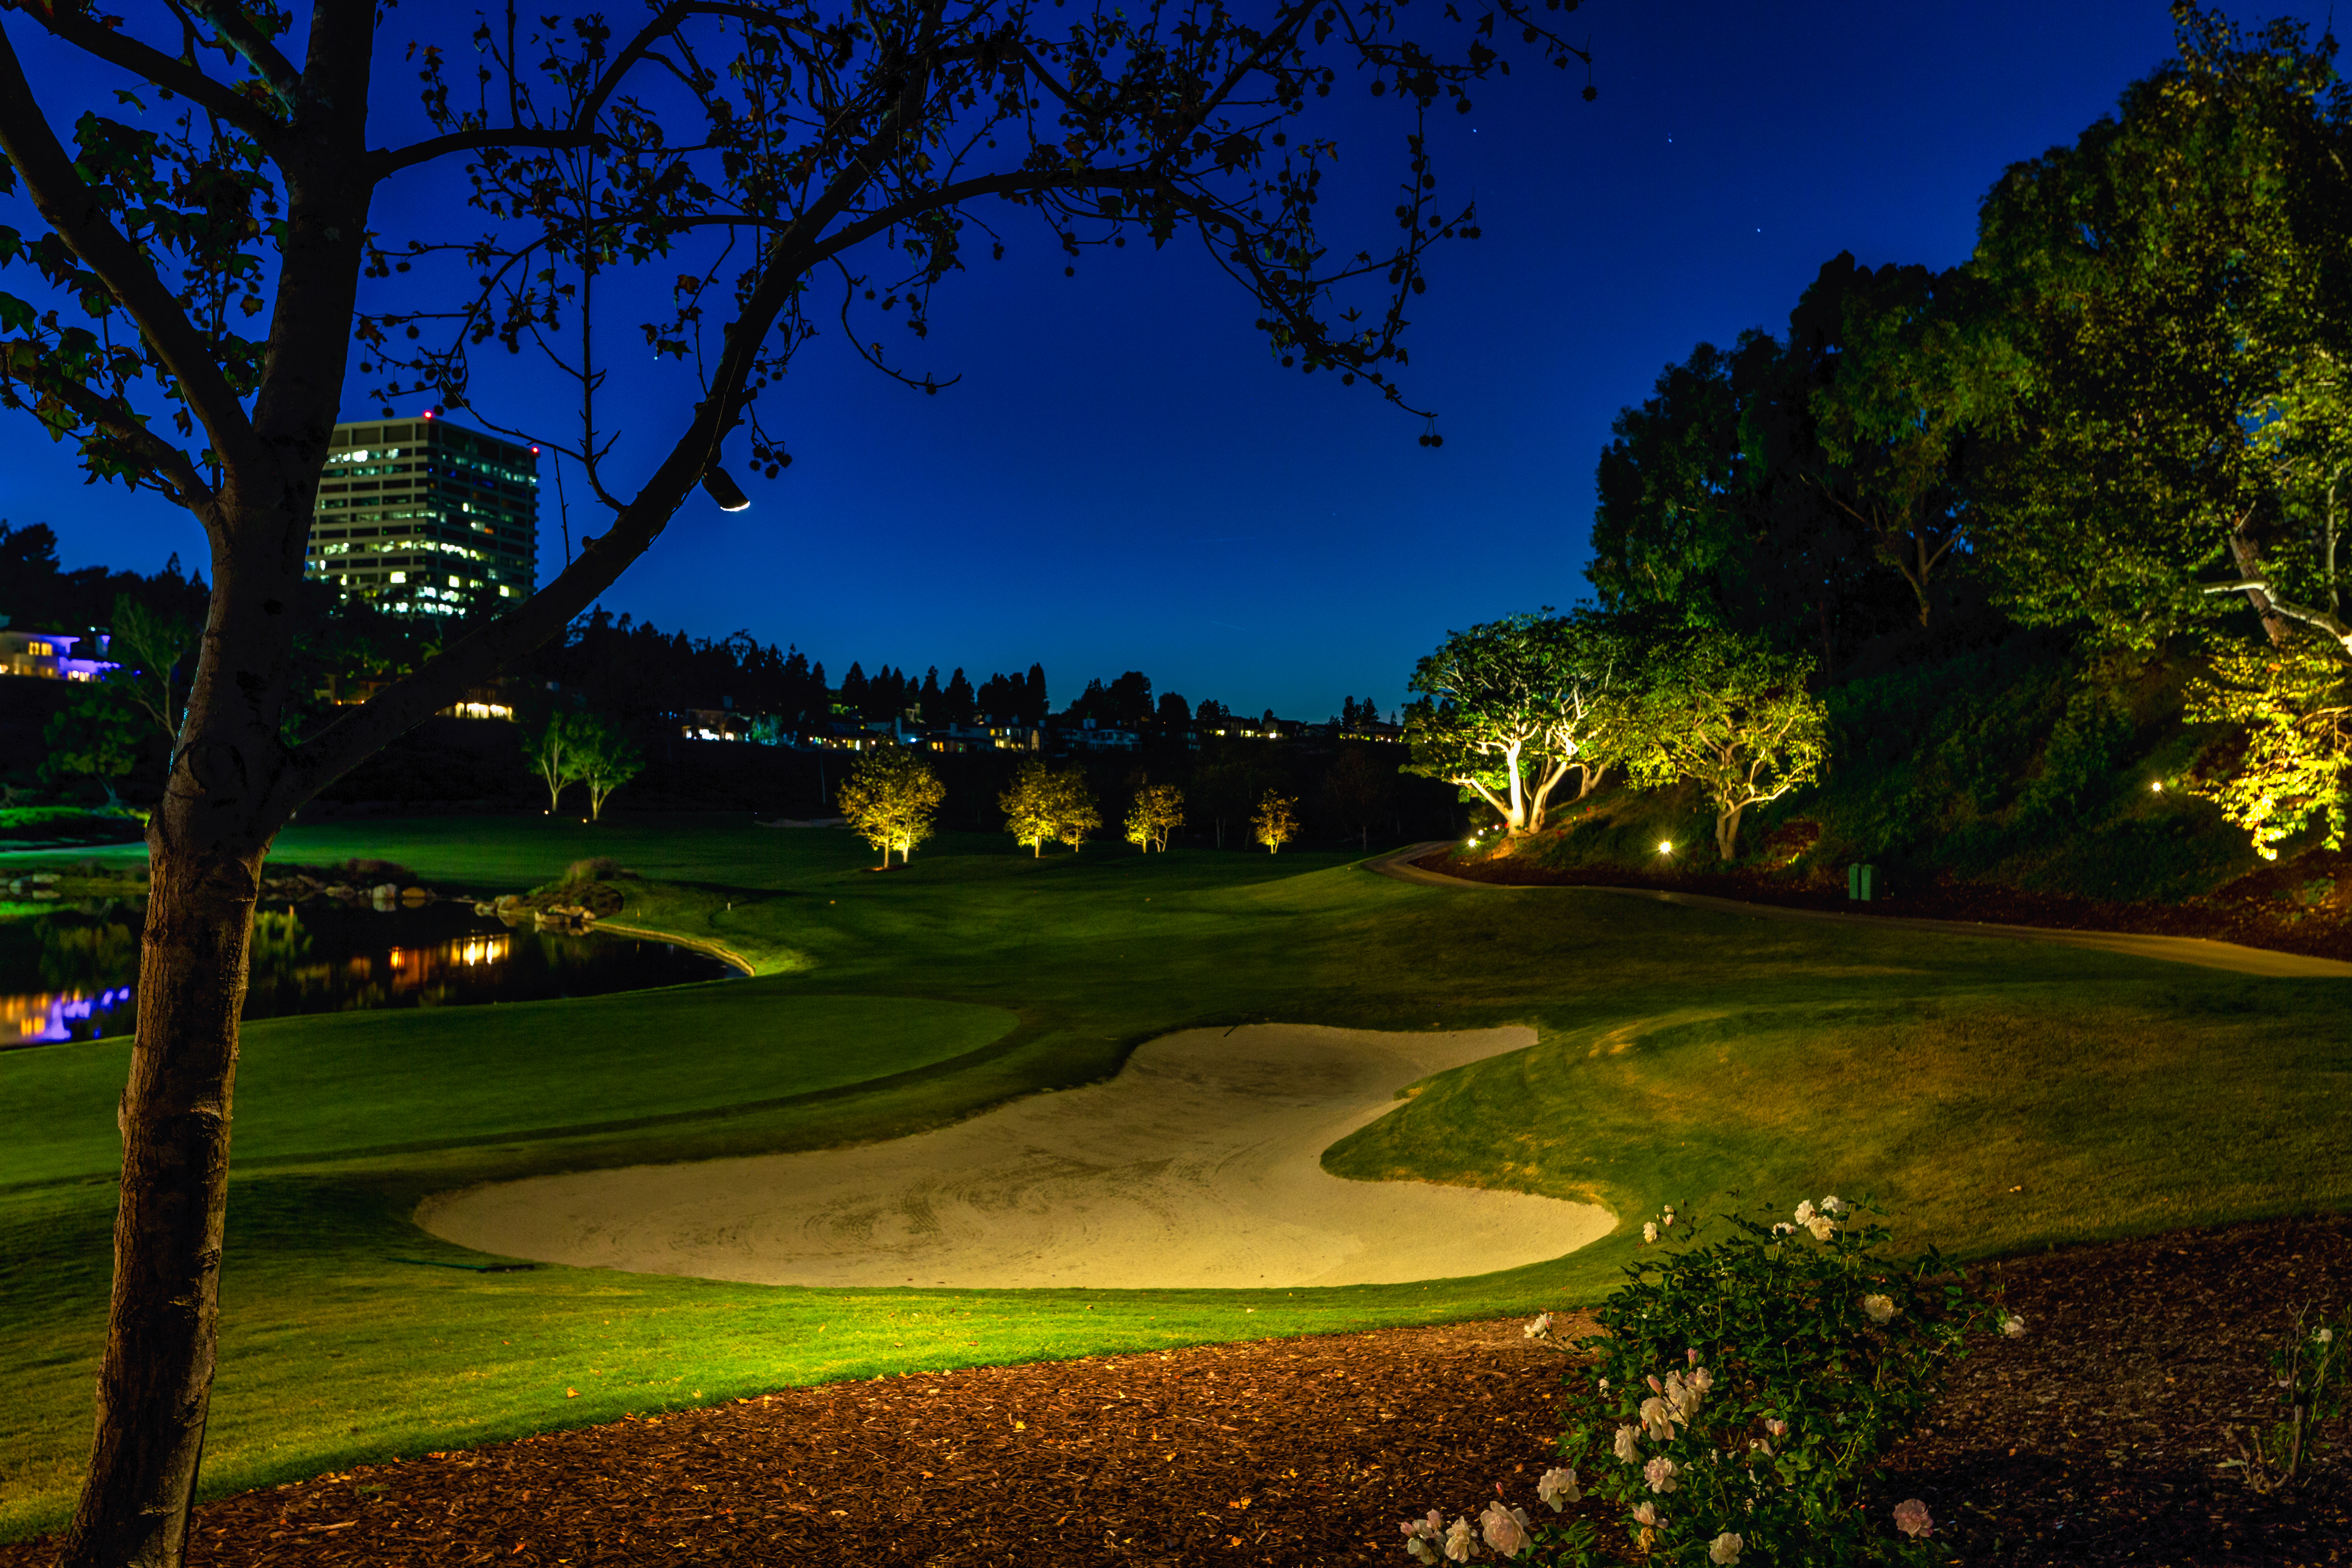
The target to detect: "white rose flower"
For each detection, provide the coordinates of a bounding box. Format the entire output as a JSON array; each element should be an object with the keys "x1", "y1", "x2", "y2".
[
  {"x1": 1443, "y1": 1515, "x2": 1478, "y2": 1564},
  {"x1": 1480, "y1": 1500, "x2": 1534, "y2": 1558},
  {"x1": 1805, "y1": 1215, "x2": 1836, "y2": 1242},
  {"x1": 1642, "y1": 1455, "x2": 1680, "y2": 1494},
  {"x1": 1523, "y1": 1313, "x2": 1553, "y2": 1340},
  {"x1": 1793, "y1": 1200, "x2": 1816, "y2": 1225},
  {"x1": 1537, "y1": 1467, "x2": 1581, "y2": 1510},
  {"x1": 1631, "y1": 1501, "x2": 1659, "y2": 1529},
  {"x1": 1709, "y1": 1531, "x2": 1745, "y2": 1565},
  {"x1": 1614, "y1": 1423, "x2": 1642, "y2": 1463},
  {"x1": 1643, "y1": 1221, "x2": 1659, "y2": 1244},
  {"x1": 2001, "y1": 1314, "x2": 2027, "y2": 1339},
  {"x1": 1861, "y1": 1293, "x2": 1897, "y2": 1325},
  {"x1": 1822, "y1": 1195, "x2": 1848, "y2": 1216}
]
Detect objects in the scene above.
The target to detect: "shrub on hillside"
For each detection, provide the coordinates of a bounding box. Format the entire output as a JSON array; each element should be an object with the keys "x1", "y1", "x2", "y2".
[
  {"x1": 564, "y1": 855, "x2": 628, "y2": 884},
  {"x1": 1400, "y1": 1198, "x2": 2017, "y2": 1565}
]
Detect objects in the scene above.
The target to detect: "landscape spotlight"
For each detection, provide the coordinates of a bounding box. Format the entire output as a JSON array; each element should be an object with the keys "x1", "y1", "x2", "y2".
[
  {"x1": 1658, "y1": 840, "x2": 1673, "y2": 854},
  {"x1": 702, "y1": 466, "x2": 752, "y2": 512},
  {"x1": 2150, "y1": 780, "x2": 2165, "y2": 793}
]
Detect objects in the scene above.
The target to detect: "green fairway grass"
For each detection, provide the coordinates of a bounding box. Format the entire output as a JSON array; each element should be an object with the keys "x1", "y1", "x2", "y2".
[{"x1": 3, "y1": 814, "x2": 2348, "y2": 1540}]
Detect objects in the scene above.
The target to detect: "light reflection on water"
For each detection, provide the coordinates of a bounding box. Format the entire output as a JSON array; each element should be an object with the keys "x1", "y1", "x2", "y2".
[
  {"x1": 2, "y1": 905, "x2": 730, "y2": 1049},
  {"x1": 6, "y1": 985, "x2": 136, "y2": 1045}
]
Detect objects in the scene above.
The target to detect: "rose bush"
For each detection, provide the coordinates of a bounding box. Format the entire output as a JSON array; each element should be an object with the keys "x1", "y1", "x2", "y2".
[{"x1": 1395, "y1": 1196, "x2": 2012, "y2": 1564}]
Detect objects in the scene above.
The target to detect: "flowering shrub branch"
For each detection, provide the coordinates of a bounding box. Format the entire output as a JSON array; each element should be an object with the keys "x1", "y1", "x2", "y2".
[{"x1": 1394, "y1": 1196, "x2": 2018, "y2": 1565}]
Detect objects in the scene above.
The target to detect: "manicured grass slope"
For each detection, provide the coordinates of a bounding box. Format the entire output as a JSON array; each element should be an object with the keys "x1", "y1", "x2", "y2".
[{"x1": 2, "y1": 815, "x2": 2347, "y2": 1540}]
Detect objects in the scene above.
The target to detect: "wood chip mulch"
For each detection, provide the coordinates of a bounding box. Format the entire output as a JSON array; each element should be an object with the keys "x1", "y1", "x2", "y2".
[
  {"x1": 1419, "y1": 844, "x2": 2352, "y2": 964},
  {"x1": 5, "y1": 1217, "x2": 2348, "y2": 1566}
]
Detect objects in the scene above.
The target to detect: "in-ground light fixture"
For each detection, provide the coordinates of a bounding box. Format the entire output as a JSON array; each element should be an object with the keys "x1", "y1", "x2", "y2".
[
  {"x1": 2150, "y1": 780, "x2": 2165, "y2": 793},
  {"x1": 702, "y1": 466, "x2": 752, "y2": 512},
  {"x1": 1657, "y1": 840, "x2": 1673, "y2": 855}
]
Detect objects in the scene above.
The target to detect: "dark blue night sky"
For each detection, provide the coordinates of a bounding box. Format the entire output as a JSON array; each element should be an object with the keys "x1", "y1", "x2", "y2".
[{"x1": 0, "y1": 2, "x2": 2329, "y2": 718}]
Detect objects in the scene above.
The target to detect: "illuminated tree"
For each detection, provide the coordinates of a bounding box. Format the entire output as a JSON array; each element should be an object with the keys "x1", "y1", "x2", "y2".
[
  {"x1": 998, "y1": 760, "x2": 1058, "y2": 857},
  {"x1": 1252, "y1": 788, "x2": 1300, "y2": 854},
  {"x1": 521, "y1": 710, "x2": 585, "y2": 814},
  {"x1": 1125, "y1": 782, "x2": 1186, "y2": 851},
  {"x1": 2185, "y1": 637, "x2": 2352, "y2": 859},
  {"x1": 570, "y1": 715, "x2": 645, "y2": 823},
  {"x1": 1402, "y1": 610, "x2": 1626, "y2": 836},
  {"x1": 1971, "y1": 9, "x2": 2352, "y2": 659},
  {"x1": 1630, "y1": 635, "x2": 1830, "y2": 861},
  {"x1": 0, "y1": 0, "x2": 1593, "y2": 1549},
  {"x1": 1051, "y1": 767, "x2": 1103, "y2": 854},
  {"x1": 838, "y1": 746, "x2": 946, "y2": 867}
]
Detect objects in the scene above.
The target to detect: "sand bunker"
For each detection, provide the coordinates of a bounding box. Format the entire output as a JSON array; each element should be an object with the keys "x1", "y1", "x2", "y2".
[{"x1": 417, "y1": 1023, "x2": 1612, "y2": 1289}]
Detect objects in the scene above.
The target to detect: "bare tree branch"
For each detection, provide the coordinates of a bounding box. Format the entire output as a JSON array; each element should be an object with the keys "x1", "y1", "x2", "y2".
[
  {"x1": 178, "y1": 0, "x2": 303, "y2": 111},
  {"x1": 368, "y1": 126, "x2": 605, "y2": 180},
  {"x1": 0, "y1": 345, "x2": 219, "y2": 514},
  {"x1": 7, "y1": 4, "x2": 287, "y2": 141}
]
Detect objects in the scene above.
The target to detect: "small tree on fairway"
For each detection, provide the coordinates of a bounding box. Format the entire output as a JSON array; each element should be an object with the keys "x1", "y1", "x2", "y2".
[
  {"x1": 1631, "y1": 634, "x2": 1831, "y2": 860},
  {"x1": 570, "y1": 715, "x2": 646, "y2": 824},
  {"x1": 1319, "y1": 744, "x2": 1396, "y2": 851},
  {"x1": 1051, "y1": 767, "x2": 1103, "y2": 854},
  {"x1": 1253, "y1": 789, "x2": 1300, "y2": 854},
  {"x1": 42, "y1": 685, "x2": 146, "y2": 808},
  {"x1": 838, "y1": 747, "x2": 946, "y2": 867},
  {"x1": 1125, "y1": 782, "x2": 1186, "y2": 852},
  {"x1": 521, "y1": 711, "x2": 585, "y2": 814},
  {"x1": 1192, "y1": 754, "x2": 1267, "y2": 849},
  {"x1": 998, "y1": 760, "x2": 1058, "y2": 857},
  {"x1": 1403, "y1": 610, "x2": 1626, "y2": 836}
]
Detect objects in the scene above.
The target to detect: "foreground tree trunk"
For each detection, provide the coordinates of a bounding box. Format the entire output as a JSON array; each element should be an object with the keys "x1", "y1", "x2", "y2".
[
  {"x1": 66, "y1": 539, "x2": 310, "y2": 1565},
  {"x1": 68, "y1": 834, "x2": 263, "y2": 1568}
]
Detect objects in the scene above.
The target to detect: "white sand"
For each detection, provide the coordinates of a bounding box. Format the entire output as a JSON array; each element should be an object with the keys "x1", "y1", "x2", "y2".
[{"x1": 416, "y1": 1023, "x2": 1613, "y2": 1289}]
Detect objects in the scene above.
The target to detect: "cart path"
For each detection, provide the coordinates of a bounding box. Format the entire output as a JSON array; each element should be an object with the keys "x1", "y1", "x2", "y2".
[{"x1": 1366, "y1": 844, "x2": 2352, "y2": 979}]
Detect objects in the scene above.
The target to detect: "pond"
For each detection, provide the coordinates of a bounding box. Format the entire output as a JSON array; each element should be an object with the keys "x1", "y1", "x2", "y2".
[{"x1": 2, "y1": 900, "x2": 736, "y2": 1047}]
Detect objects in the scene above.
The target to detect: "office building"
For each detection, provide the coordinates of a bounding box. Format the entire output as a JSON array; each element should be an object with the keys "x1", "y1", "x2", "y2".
[{"x1": 306, "y1": 416, "x2": 539, "y2": 615}]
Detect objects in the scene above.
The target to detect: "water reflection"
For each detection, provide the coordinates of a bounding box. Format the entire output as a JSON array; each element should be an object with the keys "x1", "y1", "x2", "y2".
[
  {"x1": 7, "y1": 984, "x2": 136, "y2": 1045},
  {"x1": 2, "y1": 902, "x2": 731, "y2": 1048}
]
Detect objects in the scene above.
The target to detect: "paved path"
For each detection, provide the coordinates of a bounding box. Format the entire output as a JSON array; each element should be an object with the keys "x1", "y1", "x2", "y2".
[{"x1": 1366, "y1": 844, "x2": 2352, "y2": 980}]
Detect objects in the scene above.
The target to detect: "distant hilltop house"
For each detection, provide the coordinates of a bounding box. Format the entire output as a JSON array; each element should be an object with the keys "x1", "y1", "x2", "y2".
[
  {"x1": 0, "y1": 626, "x2": 117, "y2": 683},
  {"x1": 1054, "y1": 715, "x2": 1143, "y2": 752},
  {"x1": 305, "y1": 415, "x2": 539, "y2": 617},
  {"x1": 313, "y1": 670, "x2": 521, "y2": 721}
]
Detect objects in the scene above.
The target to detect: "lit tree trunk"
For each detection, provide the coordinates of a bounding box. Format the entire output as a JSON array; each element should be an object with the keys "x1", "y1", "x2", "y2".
[
  {"x1": 63, "y1": 487, "x2": 317, "y2": 1565},
  {"x1": 69, "y1": 835, "x2": 261, "y2": 1568}
]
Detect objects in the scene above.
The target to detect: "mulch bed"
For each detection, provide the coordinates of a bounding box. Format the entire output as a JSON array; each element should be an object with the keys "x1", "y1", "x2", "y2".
[
  {"x1": 7, "y1": 1218, "x2": 2349, "y2": 1566},
  {"x1": 1419, "y1": 845, "x2": 2352, "y2": 964}
]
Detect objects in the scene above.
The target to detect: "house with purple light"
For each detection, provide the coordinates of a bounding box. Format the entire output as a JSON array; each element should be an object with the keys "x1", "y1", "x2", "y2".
[{"x1": 0, "y1": 626, "x2": 118, "y2": 683}]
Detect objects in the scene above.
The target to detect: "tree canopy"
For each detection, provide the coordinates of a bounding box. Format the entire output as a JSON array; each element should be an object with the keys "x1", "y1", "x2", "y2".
[{"x1": 1402, "y1": 609, "x2": 1625, "y2": 835}]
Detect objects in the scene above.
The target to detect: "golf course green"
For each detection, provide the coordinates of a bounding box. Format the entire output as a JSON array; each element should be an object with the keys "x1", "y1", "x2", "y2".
[{"x1": 3, "y1": 813, "x2": 2347, "y2": 1540}]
